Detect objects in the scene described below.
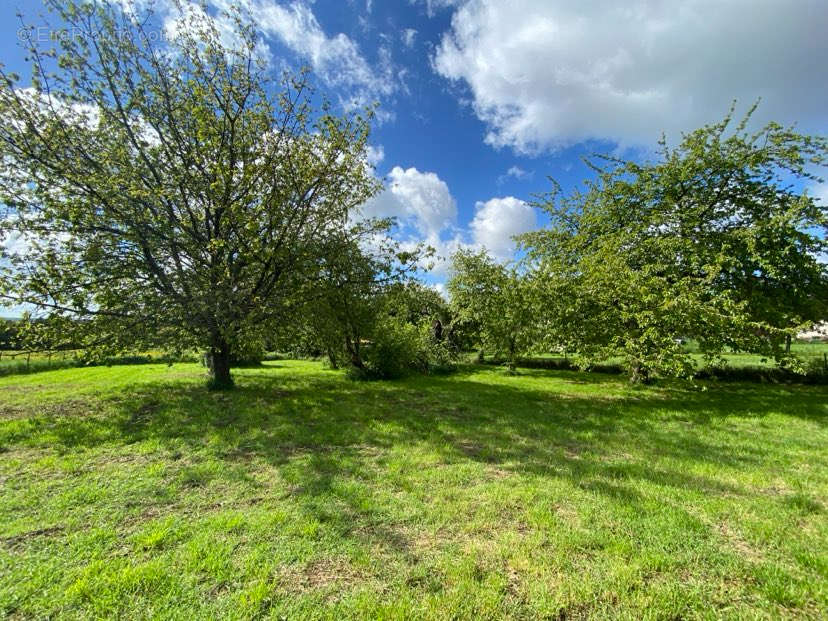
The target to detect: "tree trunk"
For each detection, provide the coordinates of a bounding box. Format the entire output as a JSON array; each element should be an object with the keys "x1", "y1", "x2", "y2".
[
  {"x1": 345, "y1": 335, "x2": 363, "y2": 369},
  {"x1": 507, "y1": 338, "x2": 517, "y2": 373},
  {"x1": 326, "y1": 346, "x2": 339, "y2": 369},
  {"x1": 630, "y1": 360, "x2": 649, "y2": 384},
  {"x1": 431, "y1": 319, "x2": 443, "y2": 342},
  {"x1": 206, "y1": 341, "x2": 234, "y2": 390}
]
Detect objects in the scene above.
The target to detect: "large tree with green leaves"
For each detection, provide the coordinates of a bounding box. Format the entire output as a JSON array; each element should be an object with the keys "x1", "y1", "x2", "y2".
[
  {"x1": 0, "y1": 0, "x2": 384, "y2": 388},
  {"x1": 521, "y1": 105, "x2": 828, "y2": 382}
]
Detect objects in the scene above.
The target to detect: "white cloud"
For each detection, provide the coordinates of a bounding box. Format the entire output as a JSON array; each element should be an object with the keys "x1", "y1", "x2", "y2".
[
  {"x1": 362, "y1": 166, "x2": 457, "y2": 239},
  {"x1": 151, "y1": 0, "x2": 396, "y2": 110},
  {"x1": 364, "y1": 144, "x2": 385, "y2": 167},
  {"x1": 235, "y1": 0, "x2": 396, "y2": 101},
  {"x1": 469, "y1": 196, "x2": 536, "y2": 260},
  {"x1": 1, "y1": 231, "x2": 33, "y2": 257},
  {"x1": 411, "y1": 0, "x2": 464, "y2": 18},
  {"x1": 433, "y1": 0, "x2": 828, "y2": 154},
  {"x1": 402, "y1": 28, "x2": 418, "y2": 49},
  {"x1": 506, "y1": 166, "x2": 530, "y2": 179},
  {"x1": 811, "y1": 183, "x2": 828, "y2": 206},
  {"x1": 360, "y1": 169, "x2": 537, "y2": 274},
  {"x1": 431, "y1": 282, "x2": 449, "y2": 300},
  {"x1": 498, "y1": 165, "x2": 533, "y2": 184},
  {"x1": 358, "y1": 166, "x2": 469, "y2": 276}
]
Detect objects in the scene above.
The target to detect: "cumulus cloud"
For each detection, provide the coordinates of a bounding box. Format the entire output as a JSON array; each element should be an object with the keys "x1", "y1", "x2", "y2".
[
  {"x1": 360, "y1": 168, "x2": 537, "y2": 273},
  {"x1": 433, "y1": 0, "x2": 828, "y2": 153},
  {"x1": 358, "y1": 167, "x2": 456, "y2": 276},
  {"x1": 811, "y1": 183, "x2": 828, "y2": 206},
  {"x1": 364, "y1": 144, "x2": 385, "y2": 167},
  {"x1": 361, "y1": 166, "x2": 457, "y2": 240},
  {"x1": 228, "y1": 0, "x2": 396, "y2": 100},
  {"x1": 431, "y1": 282, "x2": 449, "y2": 300},
  {"x1": 469, "y1": 196, "x2": 536, "y2": 260}
]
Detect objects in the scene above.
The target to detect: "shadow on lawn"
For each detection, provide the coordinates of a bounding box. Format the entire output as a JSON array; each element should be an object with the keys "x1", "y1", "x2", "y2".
[
  {"x1": 32, "y1": 365, "x2": 824, "y2": 451},
  {"x1": 9, "y1": 365, "x2": 826, "y2": 552}
]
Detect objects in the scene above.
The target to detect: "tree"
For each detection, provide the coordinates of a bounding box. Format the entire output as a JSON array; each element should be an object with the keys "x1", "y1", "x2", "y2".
[
  {"x1": 0, "y1": 0, "x2": 382, "y2": 388},
  {"x1": 302, "y1": 235, "x2": 421, "y2": 371},
  {"x1": 448, "y1": 249, "x2": 538, "y2": 372},
  {"x1": 521, "y1": 105, "x2": 828, "y2": 382}
]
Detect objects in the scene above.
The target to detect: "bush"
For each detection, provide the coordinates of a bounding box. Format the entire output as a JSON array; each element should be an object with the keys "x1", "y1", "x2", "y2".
[
  {"x1": 481, "y1": 354, "x2": 828, "y2": 385},
  {"x1": 360, "y1": 318, "x2": 425, "y2": 379},
  {"x1": 350, "y1": 317, "x2": 459, "y2": 381}
]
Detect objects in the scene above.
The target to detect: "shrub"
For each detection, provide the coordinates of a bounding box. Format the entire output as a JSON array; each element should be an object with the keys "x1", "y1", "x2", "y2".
[
  {"x1": 350, "y1": 317, "x2": 459, "y2": 381},
  {"x1": 361, "y1": 317, "x2": 425, "y2": 379}
]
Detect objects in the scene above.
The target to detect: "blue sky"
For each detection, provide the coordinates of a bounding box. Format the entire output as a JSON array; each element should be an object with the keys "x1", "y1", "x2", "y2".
[{"x1": 1, "y1": 0, "x2": 827, "y2": 294}]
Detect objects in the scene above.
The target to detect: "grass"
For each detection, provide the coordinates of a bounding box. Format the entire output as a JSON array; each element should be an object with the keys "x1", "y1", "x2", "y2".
[
  {"x1": 0, "y1": 350, "x2": 201, "y2": 376},
  {"x1": 1, "y1": 361, "x2": 826, "y2": 619}
]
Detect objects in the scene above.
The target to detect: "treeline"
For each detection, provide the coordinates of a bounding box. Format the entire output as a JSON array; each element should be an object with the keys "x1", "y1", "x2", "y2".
[{"x1": 0, "y1": 2, "x2": 824, "y2": 388}]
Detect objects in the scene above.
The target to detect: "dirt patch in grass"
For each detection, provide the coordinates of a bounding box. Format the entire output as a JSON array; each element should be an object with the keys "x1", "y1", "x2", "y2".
[
  {"x1": 0, "y1": 384, "x2": 39, "y2": 394},
  {"x1": 275, "y1": 557, "x2": 368, "y2": 598},
  {"x1": 304, "y1": 558, "x2": 365, "y2": 589},
  {"x1": 715, "y1": 521, "x2": 764, "y2": 563},
  {"x1": 485, "y1": 465, "x2": 512, "y2": 479},
  {"x1": 0, "y1": 398, "x2": 99, "y2": 420},
  {"x1": 1, "y1": 525, "x2": 64, "y2": 548},
  {"x1": 456, "y1": 440, "x2": 497, "y2": 462},
  {"x1": 0, "y1": 404, "x2": 30, "y2": 419},
  {"x1": 126, "y1": 400, "x2": 162, "y2": 425},
  {"x1": 758, "y1": 482, "x2": 794, "y2": 496}
]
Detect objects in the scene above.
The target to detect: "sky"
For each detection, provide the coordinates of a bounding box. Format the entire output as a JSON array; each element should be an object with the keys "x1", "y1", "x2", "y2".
[{"x1": 1, "y1": 0, "x2": 827, "y2": 299}]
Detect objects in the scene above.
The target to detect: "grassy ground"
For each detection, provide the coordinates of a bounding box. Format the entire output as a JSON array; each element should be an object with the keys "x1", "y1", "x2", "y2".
[{"x1": 1, "y1": 362, "x2": 826, "y2": 619}]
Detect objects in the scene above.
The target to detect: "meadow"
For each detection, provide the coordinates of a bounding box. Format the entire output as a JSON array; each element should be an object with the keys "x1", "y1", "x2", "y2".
[{"x1": 1, "y1": 361, "x2": 826, "y2": 619}]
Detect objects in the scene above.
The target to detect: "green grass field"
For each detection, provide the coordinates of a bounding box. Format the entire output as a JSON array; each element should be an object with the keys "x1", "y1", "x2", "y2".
[{"x1": 1, "y1": 361, "x2": 826, "y2": 619}]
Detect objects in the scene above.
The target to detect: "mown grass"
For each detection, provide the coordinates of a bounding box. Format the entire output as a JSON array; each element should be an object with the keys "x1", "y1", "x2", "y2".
[
  {"x1": 1, "y1": 361, "x2": 826, "y2": 619},
  {"x1": 0, "y1": 350, "x2": 202, "y2": 376}
]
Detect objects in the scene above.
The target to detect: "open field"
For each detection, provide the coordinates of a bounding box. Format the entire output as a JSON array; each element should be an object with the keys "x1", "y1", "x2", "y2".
[{"x1": 1, "y1": 361, "x2": 827, "y2": 619}]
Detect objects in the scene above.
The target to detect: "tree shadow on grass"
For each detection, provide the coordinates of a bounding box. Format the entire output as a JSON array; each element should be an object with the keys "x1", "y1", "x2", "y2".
[
  {"x1": 5, "y1": 365, "x2": 826, "y2": 555},
  {"x1": 19, "y1": 366, "x2": 827, "y2": 462}
]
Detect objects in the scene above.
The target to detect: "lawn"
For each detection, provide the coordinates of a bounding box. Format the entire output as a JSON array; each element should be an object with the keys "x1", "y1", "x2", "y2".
[{"x1": 1, "y1": 362, "x2": 826, "y2": 619}]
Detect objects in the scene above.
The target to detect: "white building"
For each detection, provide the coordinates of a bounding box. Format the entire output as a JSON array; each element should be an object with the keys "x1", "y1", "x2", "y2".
[{"x1": 798, "y1": 321, "x2": 828, "y2": 341}]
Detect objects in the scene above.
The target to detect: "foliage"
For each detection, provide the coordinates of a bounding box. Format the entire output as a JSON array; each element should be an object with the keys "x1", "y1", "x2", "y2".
[
  {"x1": 448, "y1": 249, "x2": 538, "y2": 371},
  {"x1": 0, "y1": 319, "x2": 18, "y2": 350},
  {"x1": 521, "y1": 105, "x2": 828, "y2": 382},
  {"x1": 354, "y1": 315, "x2": 425, "y2": 379},
  {"x1": 348, "y1": 298, "x2": 457, "y2": 381},
  {"x1": 300, "y1": 236, "x2": 424, "y2": 371},
  {"x1": 384, "y1": 281, "x2": 449, "y2": 325},
  {"x1": 0, "y1": 0, "x2": 384, "y2": 388}
]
